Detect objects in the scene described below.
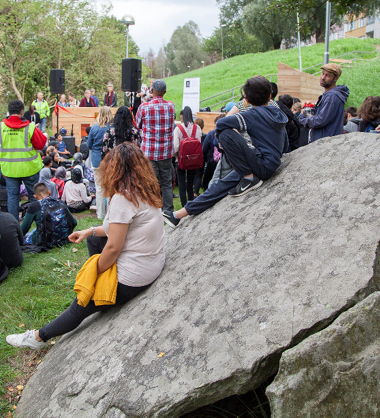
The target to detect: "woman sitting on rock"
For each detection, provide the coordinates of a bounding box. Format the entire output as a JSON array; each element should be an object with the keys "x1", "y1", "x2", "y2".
[{"x1": 6, "y1": 143, "x2": 165, "y2": 349}]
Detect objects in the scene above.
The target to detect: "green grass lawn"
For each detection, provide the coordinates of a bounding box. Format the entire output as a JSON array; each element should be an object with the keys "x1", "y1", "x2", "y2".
[
  {"x1": 0, "y1": 191, "x2": 185, "y2": 416},
  {"x1": 163, "y1": 38, "x2": 380, "y2": 113}
]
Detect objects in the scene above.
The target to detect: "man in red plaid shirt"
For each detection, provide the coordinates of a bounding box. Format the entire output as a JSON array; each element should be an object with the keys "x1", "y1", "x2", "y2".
[{"x1": 136, "y1": 79, "x2": 176, "y2": 212}]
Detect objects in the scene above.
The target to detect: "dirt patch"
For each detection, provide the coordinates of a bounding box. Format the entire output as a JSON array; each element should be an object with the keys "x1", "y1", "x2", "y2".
[{"x1": 3, "y1": 338, "x2": 58, "y2": 417}]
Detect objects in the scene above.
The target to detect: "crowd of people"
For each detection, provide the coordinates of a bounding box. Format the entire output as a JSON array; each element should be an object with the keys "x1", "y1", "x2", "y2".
[{"x1": 2, "y1": 64, "x2": 380, "y2": 350}]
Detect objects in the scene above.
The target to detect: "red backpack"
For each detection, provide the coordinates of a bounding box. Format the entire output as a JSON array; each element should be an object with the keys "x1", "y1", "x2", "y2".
[{"x1": 178, "y1": 124, "x2": 203, "y2": 170}]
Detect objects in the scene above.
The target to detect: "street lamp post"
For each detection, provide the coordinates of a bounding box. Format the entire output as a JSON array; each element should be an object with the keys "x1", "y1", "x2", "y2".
[
  {"x1": 297, "y1": 12, "x2": 302, "y2": 71},
  {"x1": 221, "y1": 24, "x2": 226, "y2": 60},
  {"x1": 121, "y1": 14, "x2": 135, "y2": 58},
  {"x1": 324, "y1": 1, "x2": 331, "y2": 64}
]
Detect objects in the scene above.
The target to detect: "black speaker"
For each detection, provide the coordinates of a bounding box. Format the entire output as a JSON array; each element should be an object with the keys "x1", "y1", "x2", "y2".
[
  {"x1": 50, "y1": 69, "x2": 65, "y2": 94},
  {"x1": 122, "y1": 59, "x2": 142, "y2": 92}
]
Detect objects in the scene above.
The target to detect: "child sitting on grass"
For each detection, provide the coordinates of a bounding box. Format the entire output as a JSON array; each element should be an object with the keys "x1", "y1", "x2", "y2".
[
  {"x1": 22, "y1": 183, "x2": 77, "y2": 245},
  {"x1": 61, "y1": 167, "x2": 94, "y2": 213}
]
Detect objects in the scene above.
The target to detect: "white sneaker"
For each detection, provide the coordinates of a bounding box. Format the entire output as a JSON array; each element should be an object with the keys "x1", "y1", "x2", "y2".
[
  {"x1": 6, "y1": 330, "x2": 48, "y2": 350},
  {"x1": 89, "y1": 205, "x2": 96, "y2": 211}
]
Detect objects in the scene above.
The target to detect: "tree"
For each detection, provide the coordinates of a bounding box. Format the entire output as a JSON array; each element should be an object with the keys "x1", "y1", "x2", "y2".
[
  {"x1": 165, "y1": 21, "x2": 207, "y2": 75},
  {"x1": 242, "y1": 0, "x2": 294, "y2": 50},
  {"x1": 0, "y1": 0, "x2": 140, "y2": 106},
  {"x1": 202, "y1": 25, "x2": 264, "y2": 59}
]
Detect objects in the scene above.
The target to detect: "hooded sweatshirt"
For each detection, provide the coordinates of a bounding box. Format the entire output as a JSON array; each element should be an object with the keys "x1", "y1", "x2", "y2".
[
  {"x1": 2, "y1": 116, "x2": 46, "y2": 150},
  {"x1": 215, "y1": 105, "x2": 288, "y2": 173},
  {"x1": 39, "y1": 168, "x2": 58, "y2": 199},
  {"x1": 298, "y1": 85, "x2": 349, "y2": 142},
  {"x1": 344, "y1": 116, "x2": 362, "y2": 133}
]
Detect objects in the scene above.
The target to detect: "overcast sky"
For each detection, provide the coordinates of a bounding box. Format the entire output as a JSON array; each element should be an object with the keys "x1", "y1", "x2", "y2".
[{"x1": 101, "y1": 0, "x2": 221, "y2": 56}]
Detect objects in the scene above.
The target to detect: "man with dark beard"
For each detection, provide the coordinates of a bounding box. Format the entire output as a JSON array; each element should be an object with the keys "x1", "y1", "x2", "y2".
[{"x1": 298, "y1": 63, "x2": 349, "y2": 143}]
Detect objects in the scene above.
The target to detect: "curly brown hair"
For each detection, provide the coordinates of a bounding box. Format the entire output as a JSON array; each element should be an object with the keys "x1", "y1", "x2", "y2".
[
  {"x1": 99, "y1": 143, "x2": 162, "y2": 209},
  {"x1": 359, "y1": 96, "x2": 380, "y2": 123}
]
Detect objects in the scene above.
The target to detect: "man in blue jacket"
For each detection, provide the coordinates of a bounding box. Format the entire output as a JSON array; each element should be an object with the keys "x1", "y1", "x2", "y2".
[
  {"x1": 163, "y1": 76, "x2": 288, "y2": 229},
  {"x1": 298, "y1": 63, "x2": 349, "y2": 143}
]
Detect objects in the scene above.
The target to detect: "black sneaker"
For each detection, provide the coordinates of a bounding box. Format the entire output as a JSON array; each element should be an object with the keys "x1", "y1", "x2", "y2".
[
  {"x1": 228, "y1": 176, "x2": 263, "y2": 197},
  {"x1": 162, "y1": 210, "x2": 180, "y2": 229}
]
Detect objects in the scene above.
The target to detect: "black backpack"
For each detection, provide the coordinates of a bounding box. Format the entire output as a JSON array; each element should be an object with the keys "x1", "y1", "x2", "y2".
[{"x1": 38, "y1": 198, "x2": 75, "y2": 249}]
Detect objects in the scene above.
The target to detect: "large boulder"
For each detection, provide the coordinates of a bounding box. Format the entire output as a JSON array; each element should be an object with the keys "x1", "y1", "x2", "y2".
[
  {"x1": 266, "y1": 291, "x2": 380, "y2": 417},
  {"x1": 17, "y1": 133, "x2": 380, "y2": 417}
]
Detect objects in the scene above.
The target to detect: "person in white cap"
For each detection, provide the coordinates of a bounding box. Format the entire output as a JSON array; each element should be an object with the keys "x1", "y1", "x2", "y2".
[{"x1": 104, "y1": 82, "x2": 117, "y2": 107}]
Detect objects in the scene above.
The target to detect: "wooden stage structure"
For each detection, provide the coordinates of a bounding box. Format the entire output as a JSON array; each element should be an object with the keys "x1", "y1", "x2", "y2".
[
  {"x1": 277, "y1": 62, "x2": 322, "y2": 103},
  {"x1": 52, "y1": 107, "x2": 118, "y2": 146}
]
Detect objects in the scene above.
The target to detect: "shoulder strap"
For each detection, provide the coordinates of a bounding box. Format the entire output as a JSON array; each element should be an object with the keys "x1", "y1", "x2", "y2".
[
  {"x1": 178, "y1": 124, "x2": 188, "y2": 139},
  {"x1": 191, "y1": 123, "x2": 197, "y2": 138}
]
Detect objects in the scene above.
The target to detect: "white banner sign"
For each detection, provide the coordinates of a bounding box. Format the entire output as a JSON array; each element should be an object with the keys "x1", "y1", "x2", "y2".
[{"x1": 182, "y1": 77, "x2": 200, "y2": 115}]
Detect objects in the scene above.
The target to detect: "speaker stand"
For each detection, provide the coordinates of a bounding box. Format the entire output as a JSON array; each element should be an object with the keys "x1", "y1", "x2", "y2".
[{"x1": 56, "y1": 94, "x2": 59, "y2": 136}]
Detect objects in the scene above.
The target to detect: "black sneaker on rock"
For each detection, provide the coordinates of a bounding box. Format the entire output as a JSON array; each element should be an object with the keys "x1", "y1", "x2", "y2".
[
  {"x1": 162, "y1": 210, "x2": 180, "y2": 229},
  {"x1": 228, "y1": 176, "x2": 263, "y2": 197}
]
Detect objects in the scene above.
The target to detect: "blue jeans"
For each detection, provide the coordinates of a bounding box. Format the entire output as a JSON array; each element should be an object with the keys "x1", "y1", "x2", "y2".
[
  {"x1": 39, "y1": 118, "x2": 47, "y2": 133},
  {"x1": 5, "y1": 173, "x2": 39, "y2": 221},
  {"x1": 185, "y1": 170, "x2": 241, "y2": 216}
]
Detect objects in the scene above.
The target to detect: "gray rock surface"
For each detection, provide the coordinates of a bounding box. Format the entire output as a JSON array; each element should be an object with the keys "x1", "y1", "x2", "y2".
[
  {"x1": 17, "y1": 133, "x2": 380, "y2": 417},
  {"x1": 266, "y1": 291, "x2": 380, "y2": 418}
]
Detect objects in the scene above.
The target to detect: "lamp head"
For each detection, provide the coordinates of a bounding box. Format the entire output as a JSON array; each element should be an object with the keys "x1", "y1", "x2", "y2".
[{"x1": 121, "y1": 14, "x2": 135, "y2": 25}]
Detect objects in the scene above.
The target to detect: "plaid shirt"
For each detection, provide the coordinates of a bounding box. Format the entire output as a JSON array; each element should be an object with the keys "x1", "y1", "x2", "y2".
[{"x1": 135, "y1": 97, "x2": 175, "y2": 160}]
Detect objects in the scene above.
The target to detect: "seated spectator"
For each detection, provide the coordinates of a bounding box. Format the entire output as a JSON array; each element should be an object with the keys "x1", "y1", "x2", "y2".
[
  {"x1": 0, "y1": 173, "x2": 7, "y2": 212},
  {"x1": 0, "y1": 211, "x2": 23, "y2": 269},
  {"x1": 44, "y1": 145, "x2": 56, "y2": 158},
  {"x1": 39, "y1": 167, "x2": 59, "y2": 199},
  {"x1": 343, "y1": 106, "x2": 361, "y2": 133},
  {"x1": 202, "y1": 115, "x2": 225, "y2": 191},
  {"x1": 358, "y1": 96, "x2": 380, "y2": 132},
  {"x1": 61, "y1": 167, "x2": 94, "y2": 213},
  {"x1": 58, "y1": 94, "x2": 69, "y2": 108},
  {"x1": 22, "y1": 182, "x2": 77, "y2": 246},
  {"x1": 163, "y1": 76, "x2": 287, "y2": 229},
  {"x1": 292, "y1": 97, "x2": 301, "y2": 104},
  {"x1": 50, "y1": 152, "x2": 66, "y2": 174},
  {"x1": 23, "y1": 105, "x2": 41, "y2": 127},
  {"x1": 173, "y1": 106, "x2": 202, "y2": 207},
  {"x1": 80, "y1": 90, "x2": 96, "y2": 108},
  {"x1": 101, "y1": 106, "x2": 141, "y2": 159},
  {"x1": 277, "y1": 94, "x2": 301, "y2": 152},
  {"x1": 6, "y1": 143, "x2": 164, "y2": 350},
  {"x1": 68, "y1": 92, "x2": 80, "y2": 108},
  {"x1": 42, "y1": 155, "x2": 53, "y2": 171},
  {"x1": 55, "y1": 133, "x2": 72, "y2": 159},
  {"x1": 292, "y1": 102, "x2": 302, "y2": 114},
  {"x1": 51, "y1": 166, "x2": 67, "y2": 198}
]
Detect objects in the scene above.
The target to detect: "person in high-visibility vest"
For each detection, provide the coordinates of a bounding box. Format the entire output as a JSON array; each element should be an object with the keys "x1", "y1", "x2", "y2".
[
  {"x1": 0, "y1": 100, "x2": 46, "y2": 220},
  {"x1": 32, "y1": 92, "x2": 50, "y2": 133}
]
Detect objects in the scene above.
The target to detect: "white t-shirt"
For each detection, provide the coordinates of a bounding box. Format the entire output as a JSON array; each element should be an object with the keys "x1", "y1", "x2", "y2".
[{"x1": 103, "y1": 193, "x2": 165, "y2": 287}]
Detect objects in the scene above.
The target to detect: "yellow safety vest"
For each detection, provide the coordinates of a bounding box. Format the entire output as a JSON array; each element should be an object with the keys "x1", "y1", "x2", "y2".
[{"x1": 0, "y1": 122, "x2": 42, "y2": 178}]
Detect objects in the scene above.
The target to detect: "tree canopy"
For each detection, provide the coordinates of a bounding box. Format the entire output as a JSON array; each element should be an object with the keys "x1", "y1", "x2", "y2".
[
  {"x1": 0, "y1": 0, "x2": 140, "y2": 106},
  {"x1": 165, "y1": 21, "x2": 208, "y2": 75}
]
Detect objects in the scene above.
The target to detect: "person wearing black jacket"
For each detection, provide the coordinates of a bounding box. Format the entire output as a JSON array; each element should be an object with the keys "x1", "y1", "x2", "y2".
[
  {"x1": 23, "y1": 106, "x2": 41, "y2": 127},
  {"x1": 277, "y1": 94, "x2": 300, "y2": 152}
]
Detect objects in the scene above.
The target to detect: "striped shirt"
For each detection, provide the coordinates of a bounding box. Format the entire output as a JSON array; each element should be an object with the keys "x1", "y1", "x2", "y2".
[{"x1": 135, "y1": 97, "x2": 175, "y2": 161}]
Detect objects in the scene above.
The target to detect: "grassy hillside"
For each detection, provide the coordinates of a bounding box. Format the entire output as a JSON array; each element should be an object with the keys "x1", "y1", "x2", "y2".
[{"x1": 163, "y1": 38, "x2": 379, "y2": 113}]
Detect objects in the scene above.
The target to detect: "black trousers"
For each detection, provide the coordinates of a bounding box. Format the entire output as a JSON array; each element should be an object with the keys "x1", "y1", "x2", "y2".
[
  {"x1": 39, "y1": 235, "x2": 150, "y2": 341},
  {"x1": 177, "y1": 167, "x2": 196, "y2": 207},
  {"x1": 202, "y1": 160, "x2": 217, "y2": 191}
]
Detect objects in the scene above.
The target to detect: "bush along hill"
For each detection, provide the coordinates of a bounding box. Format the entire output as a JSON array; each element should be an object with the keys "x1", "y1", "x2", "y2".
[{"x1": 163, "y1": 37, "x2": 380, "y2": 112}]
